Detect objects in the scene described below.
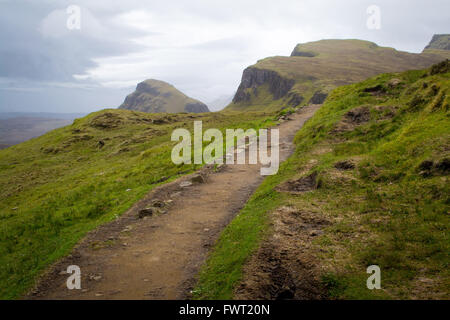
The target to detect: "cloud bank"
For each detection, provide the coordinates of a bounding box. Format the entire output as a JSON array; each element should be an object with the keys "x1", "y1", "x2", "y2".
[{"x1": 0, "y1": 0, "x2": 449, "y2": 112}]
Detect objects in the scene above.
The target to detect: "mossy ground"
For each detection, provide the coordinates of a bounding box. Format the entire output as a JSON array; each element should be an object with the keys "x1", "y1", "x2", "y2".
[{"x1": 194, "y1": 64, "x2": 449, "y2": 300}]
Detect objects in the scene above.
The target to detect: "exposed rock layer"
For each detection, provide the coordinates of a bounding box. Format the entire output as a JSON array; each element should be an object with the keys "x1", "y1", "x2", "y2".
[
  {"x1": 233, "y1": 67, "x2": 295, "y2": 103},
  {"x1": 424, "y1": 34, "x2": 450, "y2": 51}
]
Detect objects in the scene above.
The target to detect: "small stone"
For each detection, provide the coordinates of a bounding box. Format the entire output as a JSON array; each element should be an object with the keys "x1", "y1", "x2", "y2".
[
  {"x1": 126, "y1": 189, "x2": 132, "y2": 192},
  {"x1": 180, "y1": 181, "x2": 193, "y2": 188},
  {"x1": 11, "y1": 207, "x2": 18, "y2": 210},
  {"x1": 139, "y1": 207, "x2": 156, "y2": 218},
  {"x1": 95, "y1": 293, "x2": 103, "y2": 297},
  {"x1": 418, "y1": 277, "x2": 433, "y2": 284},
  {"x1": 89, "y1": 274, "x2": 102, "y2": 281},
  {"x1": 151, "y1": 199, "x2": 165, "y2": 208},
  {"x1": 191, "y1": 174, "x2": 206, "y2": 184},
  {"x1": 122, "y1": 225, "x2": 132, "y2": 232},
  {"x1": 387, "y1": 78, "x2": 402, "y2": 88}
]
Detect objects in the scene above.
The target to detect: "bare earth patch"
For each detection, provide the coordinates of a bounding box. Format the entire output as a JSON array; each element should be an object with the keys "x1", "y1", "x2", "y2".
[
  {"x1": 234, "y1": 206, "x2": 329, "y2": 300},
  {"x1": 276, "y1": 172, "x2": 319, "y2": 194}
]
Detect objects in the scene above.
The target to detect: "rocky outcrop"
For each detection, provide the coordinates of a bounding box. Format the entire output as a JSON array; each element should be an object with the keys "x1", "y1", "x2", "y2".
[
  {"x1": 291, "y1": 51, "x2": 317, "y2": 57},
  {"x1": 232, "y1": 67, "x2": 295, "y2": 103},
  {"x1": 424, "y1": 34, "x2": 450, "y2": 51},
  {"x1": 309, "y1": 92, "x2": 328, "y2": 104},
  {"x1": 120, "y1": 79, "x2": 209, "y2": 114},
  {"x1": 286, "y1": 92, "x2": 304, "y2": 107},
  {"x1": 184, "y1": 103, "x2": 209, "y2": 113}
]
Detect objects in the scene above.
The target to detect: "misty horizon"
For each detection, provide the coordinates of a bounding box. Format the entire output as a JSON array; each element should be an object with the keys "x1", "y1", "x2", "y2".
[{"x1": 1, "y1": 0, "x2": 449, "y2": 113}]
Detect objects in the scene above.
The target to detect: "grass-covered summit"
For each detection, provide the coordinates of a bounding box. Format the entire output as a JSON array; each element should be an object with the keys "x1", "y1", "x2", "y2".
[
  {"x1": 227, "y1": 37, "x2": 450, "y2": 111},
  {"x1": 119, "y1": 79, "x2": 210, "y2": 114}
]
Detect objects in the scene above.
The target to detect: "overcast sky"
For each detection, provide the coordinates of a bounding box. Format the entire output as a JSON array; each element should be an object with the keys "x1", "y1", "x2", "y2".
[{"x1": 0, "y1": 0, "x2": 449, "y2": 112}]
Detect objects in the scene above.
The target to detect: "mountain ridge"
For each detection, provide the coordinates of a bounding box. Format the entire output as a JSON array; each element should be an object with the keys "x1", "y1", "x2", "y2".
[{"x1": 227, "y1": 37, "x2": 450, "y2": 111}]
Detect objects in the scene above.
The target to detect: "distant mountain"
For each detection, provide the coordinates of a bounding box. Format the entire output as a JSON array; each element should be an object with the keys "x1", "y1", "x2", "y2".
[
  {"x1": 207, "y1": 94, "x2": 234, "y2": 111},
  {"x1": 119, "y1": 79, "x2": 210, "y2": 113},
  {"x1": 424, "y1": 34, "x2": 450, "y2": 51},
  {"x1": 227, "y1": 36, "x2": 450, "y2": 111}
]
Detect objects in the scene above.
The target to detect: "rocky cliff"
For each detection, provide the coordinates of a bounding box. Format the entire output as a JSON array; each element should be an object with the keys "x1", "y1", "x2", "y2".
[
  {"x1": 119, "y1": 79, "x2": 209, "y2": 114},
  {"x1": 233, "y1": 67, "x2": 295, "y2": 104},
  {"x1": 424, "y1": 34, "x2": 450, "y2": 51},
  {"x1": 227, "y1": 37, "x2": 450, "y2": 111}
]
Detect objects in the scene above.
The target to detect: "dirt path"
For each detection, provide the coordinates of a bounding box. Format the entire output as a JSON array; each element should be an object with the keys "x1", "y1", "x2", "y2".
[{"x1": 28, "y1": 105, "x2": 320, "y2": 300}]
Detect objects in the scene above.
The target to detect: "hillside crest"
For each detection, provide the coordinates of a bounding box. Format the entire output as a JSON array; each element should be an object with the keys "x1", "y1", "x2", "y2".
[{"x1": 120, "y1": 79, "x2": 209, "y2": 114}]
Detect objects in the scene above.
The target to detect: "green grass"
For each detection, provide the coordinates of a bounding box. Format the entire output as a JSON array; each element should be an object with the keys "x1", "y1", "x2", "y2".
[
  {"x1": 0, "y1": 109, "x2": 275, "y2": 299},
  {"x1": 194, "y1": 63, "x2": 450, "y2": 300}
]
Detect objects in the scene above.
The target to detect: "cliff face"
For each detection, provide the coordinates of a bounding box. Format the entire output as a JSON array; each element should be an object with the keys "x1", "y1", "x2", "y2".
[
  {"x1": 184, "y1": 102, "x2": 210, "y2": 113},
  {"x1": 232, "y1": 67, "x2": 295, "y2": 103},
  {"x1": 120, "y1": 79, "x2": 209, "y2": 114},
  {"x1": 424, "y1": 34, "x2": 450, "y2": 51}
]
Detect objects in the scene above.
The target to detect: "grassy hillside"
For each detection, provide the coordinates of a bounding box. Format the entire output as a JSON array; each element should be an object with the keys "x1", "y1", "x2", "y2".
[
  {"x1": 0, "y1": 109, "x2": 273, "y2": 299},
  {"x1": 119, "y1": 79, "x2": 209, "y2": 113},
  {"x1": 227, "y1": 39, "x2": 450, "y2": 112},
  {"x1": 194, "y1": 60, "x2": 450, "y2": 299}
]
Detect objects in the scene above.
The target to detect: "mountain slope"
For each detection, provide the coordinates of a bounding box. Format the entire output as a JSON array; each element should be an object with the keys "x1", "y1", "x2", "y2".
[
  {"x1": 195, "y1": 60, "x2": 450, "y2": 300},
  {"x1": 227, "y1": 37, "x2": 450, "y2": 111},
  {"x1": 0, "y1": 109, "x2": 272, "y2": 299},
  {"x1": 425, "y1": 34, "x2": 450, "y2": 51},
  {"x1": 119, "y1": 79, "x2": 210, "y2": 113}
]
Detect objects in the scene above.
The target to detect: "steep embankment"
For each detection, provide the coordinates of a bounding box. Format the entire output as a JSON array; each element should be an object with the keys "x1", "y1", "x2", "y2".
[
  {"x1": 119, "y1": 79, "x2": 209, "y2": 113},
  {"x1": 227, "y1": 37, "x2": 450, "y2": 112},
  {"x1": 0, "y1": 109, "x2": 271, "y2": 299},
  {"x1": 195, "y1": 60, "x2": 450, "y2": 300}
]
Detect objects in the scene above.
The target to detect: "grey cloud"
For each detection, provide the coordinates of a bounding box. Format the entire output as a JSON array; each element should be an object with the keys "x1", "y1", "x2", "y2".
[
  {"x1": 0, "y1": 0, "x2": 449, "y2": 113},
  {"x1": 0, "y1": 0, "x2": 145, "y2": 81}
]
